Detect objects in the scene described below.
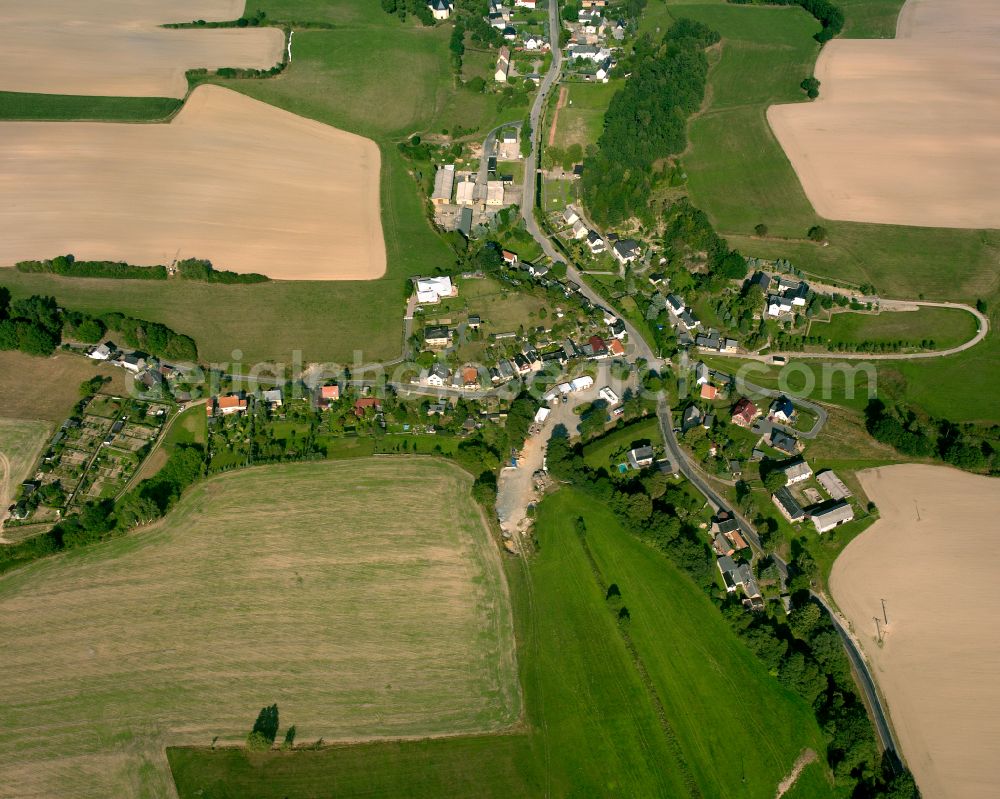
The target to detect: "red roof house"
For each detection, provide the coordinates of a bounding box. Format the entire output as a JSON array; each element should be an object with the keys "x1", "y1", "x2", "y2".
[
  {"x1": 730, "y1": 397, "x2": 759, "y2": 428},
  {"x1": 354, "y1": 397, "x2": 382, "y2": 418},
  {"x1": 608, "y1": 338, "x2": 625, "y2": 356}
]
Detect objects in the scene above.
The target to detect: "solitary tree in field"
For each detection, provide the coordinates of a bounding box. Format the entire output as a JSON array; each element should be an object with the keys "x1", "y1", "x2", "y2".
[
  {"x1": 754, "y1": 223, "x2": 768, "y2": 237},
  {"x1": 807, "y1": 225, "x2": 827, "y2": 242}
]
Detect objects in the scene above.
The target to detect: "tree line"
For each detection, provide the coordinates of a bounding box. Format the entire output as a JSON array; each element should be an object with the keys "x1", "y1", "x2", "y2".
[
  {"x1": 16, "y1": 255, "x2": 269, "y2": 284},
  {"x1": 866, "y1": 399, "x2": 998, "y2": 473},
  {"x1": 0, "y1": 287, "x2": 198, "y2": 360},
  {"x1": 581, "y1": 19, "x2": 720, "y2": 226}
]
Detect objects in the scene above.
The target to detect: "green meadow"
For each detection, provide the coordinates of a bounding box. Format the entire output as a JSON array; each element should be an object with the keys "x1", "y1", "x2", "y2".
[{"x1": 170, "y1": 489, "x2": 831, "y2": 798}]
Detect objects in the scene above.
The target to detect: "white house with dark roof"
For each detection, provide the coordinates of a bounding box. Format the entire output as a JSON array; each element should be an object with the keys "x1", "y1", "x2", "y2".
[{"x1": 428, "y1": 0, "x2": 453, "y2": 19}]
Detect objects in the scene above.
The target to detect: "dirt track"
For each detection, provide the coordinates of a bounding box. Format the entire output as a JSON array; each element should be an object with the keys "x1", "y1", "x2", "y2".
[
  {"x1": 0, "y1": 0, "x2": 283, "y2": 98},
  {"x1": 0, "y1": 85, "x2": 386, "y2": 280},
  {"x1": 768, "y1": 0, "x2": 1000, "y2": 228},
  {"x1": 831, "y1": 464, "x2": 1000, "y2": 799}
]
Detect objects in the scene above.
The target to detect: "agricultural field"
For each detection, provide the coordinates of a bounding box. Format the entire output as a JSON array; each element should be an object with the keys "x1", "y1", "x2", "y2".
[
  {"x1": 0, "y1": 418, "x2": 52, "y2": 533},
  {"x1": 0, "y1": 86, "x2": 386, "y2": 280},
  {"x1": 810, "y1": 306, "x2": 978, "y2": 350},
  {"x1": 171, "y1": 489, "x2": 833, "y2": 797},
  {"x1": 0, "y1": 458, "x2": 518, "y2": 798},
  {"x1": 0, "y1": 91, "x2": 182, "y2": 121},
  {"x1": 0, "y1": 351, "x2": 133, "y2": 422},
  {"x1": 0, "y1": 0, "x2": 283, "y2": 98}
]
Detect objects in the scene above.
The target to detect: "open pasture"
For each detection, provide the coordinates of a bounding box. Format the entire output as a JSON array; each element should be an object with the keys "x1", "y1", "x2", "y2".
[
  {"x1": 832, "y1": 465, "x2": 1000, "y2": 799},
  {"x1": 0, "y1": 0, "x2": 283, "y2": 99},
  {"x1": 811, "y1": 306, "x2": 978, "y2": 349},
  {"x1": 0, "y1": 458, "x2": 519, "y2": 798},
  {"x1": 0, "y1": 85, "x2": 385, "y2": 280},
  {"x1": 769, "y1": 0, "x2": 1000, "y2": 229},
  {"x1": 552, "y1": 80, "x2": 622, "y2": 152}
]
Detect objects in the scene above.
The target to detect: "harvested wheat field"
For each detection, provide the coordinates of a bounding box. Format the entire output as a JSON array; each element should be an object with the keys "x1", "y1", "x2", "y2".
[
  {"x1": 830, "y1": 464, "x2": 1000, "y2": 799},
  {"x1": 768, "y1": 0, "x2": 1000, "y2": 228},
  {"x1": 0, "y1": 418, "x2": 51, "y2": 535},
  {"x1": 0, "y1": 85, "x2": 386, "y2": 279},
  {"x1": 0, "y1": 0, "x2": 283, "y2": 98},
  {"x1": 0, "y1": 458, "x2": 519, "y2": 798}
]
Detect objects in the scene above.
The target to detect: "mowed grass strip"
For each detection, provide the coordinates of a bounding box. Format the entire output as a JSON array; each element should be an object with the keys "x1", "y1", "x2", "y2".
[
  {"x1": 811, "y1": 306, "x2": 979, "y2": 349},
  {"x1": 0, "y1": 458, "x2": 519, "y2": 799},
  {"x1": 0, "y1": 418, "x2": 52, "y2": 520}
]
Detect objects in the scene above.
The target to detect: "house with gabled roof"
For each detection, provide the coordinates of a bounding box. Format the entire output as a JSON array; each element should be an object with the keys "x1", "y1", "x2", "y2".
[{"x1": 730, "y1": 397, "x2": 758, "y2": 428}]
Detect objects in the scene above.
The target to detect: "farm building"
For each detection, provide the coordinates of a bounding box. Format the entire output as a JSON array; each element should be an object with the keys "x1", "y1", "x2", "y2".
[
  {"x1": 817, "y1": 469, "x2": 852, "y2": 500},
  {"x1": 432, "y1": 165, "x2": 455, "y2": 205},
  {"x1": 772, "y1": 487, "x2": 805, "y2": 523},
  {"x1": 782, "y1": 459, "x2": 813, "y2": 485},
  {"x1": 811, "y1": 500, "x2": 854, "y2": 533}
]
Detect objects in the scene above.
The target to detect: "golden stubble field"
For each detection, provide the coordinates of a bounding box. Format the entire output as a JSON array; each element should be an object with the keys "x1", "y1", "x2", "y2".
[
  {"x1": 0, "y1": 85, "x2": 386, "y2": 279},
  {"x1": 768, "y1": 0, "x2": 1000, "y2": 228},
  {"x1": 831, "y1": 464, "x2": 1000, "y2": 799},
  {"x1": 0, "y1": 0, "x2": 283, "y2": 98},
  {"x1": 0, "y1": 458, "x2": 520, "y2": 798}
]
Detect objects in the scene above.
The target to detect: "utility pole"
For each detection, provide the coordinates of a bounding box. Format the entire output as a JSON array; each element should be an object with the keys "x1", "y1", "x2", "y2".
[
  {"x1": 874, "y1": 616, "x2": 883, "y2": 643},
  {"x1": 881, "y1": 598, "x2": 888, "y2": 625}
]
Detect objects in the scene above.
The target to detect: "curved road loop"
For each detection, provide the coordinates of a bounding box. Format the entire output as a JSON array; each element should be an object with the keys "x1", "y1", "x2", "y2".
[{"x1": 517, "y1": 5, "x2": 902, "y2": 767}]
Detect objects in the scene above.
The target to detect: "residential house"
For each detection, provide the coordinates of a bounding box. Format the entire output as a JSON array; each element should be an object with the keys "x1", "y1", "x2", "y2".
[
  {"x1": 523, "y1": 35, "x2": 545, "y2": 50},
  {"x1": 770, "y1": 395, "x2": 795, "y2": 423},
  {"x1": 587, "y1": 335, "x2": 608, "y2": 358},
  {"x1": 586, "y1": 230, "x2": 606, "y2": 253},
  {"x1": 817, "y1": 469, "x2": 852, "y2": 500},
  {"x1": 354, "y1": 398, "x2": 382, "y2": 418},
  {"x1": 702, "y1": 412, "x2": 714, "y2": 430},
  {"x1": 700, "y1": 383, "x2": 718, "y2": 401},
  {"x1": 608, "y1": 338, "x2": 625, "y2": 356},
  {"x1": 811, "y1": 500, "x2": 854, "y2": 533},
  {"x1": 431, "y1": 164, "x2": 455, "y2": 204},
  {"x1": 488, "y1": 11, "x2": 506, "y2": 28},
  {"x1": 318, "y1": 384, "x2": 340, "y2": 408},
  {"x1": 425, "y1": 363, "x2": 450, "y2": 387},
  {"x1": 497, "y1": 359, "x2": 516, "y2": 381},
  {"x1": 730, "y1": 397, "x2": 759, "y2": 428},
  {"x1": 262, "y1": 388, "x2": 283, "y2": 408},
  {"x1": 87, "y1": 342, "x2": 114, "y2": 361},
  {"x1": 609, "y1": 319, "x2": 626, "y2": 340},
  {"x1": 746, "y1": 271, "x2": 770, "y2": 293},
  {"x1": 666, "y1": 294, "x2": 685, "y2": 315},
  {"x1": 213, "y1": 394, "x2": 247, "y2": 416},
  {"x1": 678, "y1": 310, "x2": 700, "y2": 330},
  {"x1": 415, "y1": 275, "x2": 457, "y2": 303},
  {"x1": 770, "y1": 428, "x2": 800, "y2": 456},
  {"x1": 502, "y1": 25, "x2": 517, "y2": 40},
  {"x1": 723, "y1": 338, "x2": 739, "y2": 352},
  {"x1": 595, "y1": 57, "x2": 614, "y2": 81},
  {"x1": 563, "y1": 206, "x2": 580, "y2": 226},
  {"x1": 681, "y1": 404, "x2": 702, "y2": 433},
  {"x1": 627, "y1": 445, "x2": 655, "y2": 470},
  {"x1": 428, "y1": 0, "x2": 452, "y2": 19},
  {"x1": 611, "y1": 238, "x2": 640, "y2": 265},
  {"x1": 462, "y1": 366, "x2": 481, "y2": 389},
  {"x1": 424, "y1": 325, "x2": 452, "y2": 349},
  {"x1": 772, "y1": 487, "x2": 805, "y2": 523},
  {"x1": 782, "y1": 459, "x2": 813, "y2": 485},
  {"x1": 566, "y1": 44, "x2": 605, "y2": 62},
  {"x1": 695, "y1": 329, "x2": 721, "y2": 350},
  {"x1": 789, "y1": 281, "x2": 810, "y2": 307},
  {"x1": 572, "y1": 220, "x2": 588, "y2": 239},
  {"x1": 495, "y1": 46, "x2": 511, "y2": 82},
  {"x1": 694, "y1": 361, "x2": 710, "y2": 385},
  {"x1": 117, "y1": 352, "x2": 145, "y2": 373},
  {"x1": 766, "y1": 294, "x2": 794, "y2": 318},
  {"x1": 515, "y1": 0, "x2": 536, "y2": 7},
  {"x1": 427, "y1": 402, "x2": 448, "y2": 416}
]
